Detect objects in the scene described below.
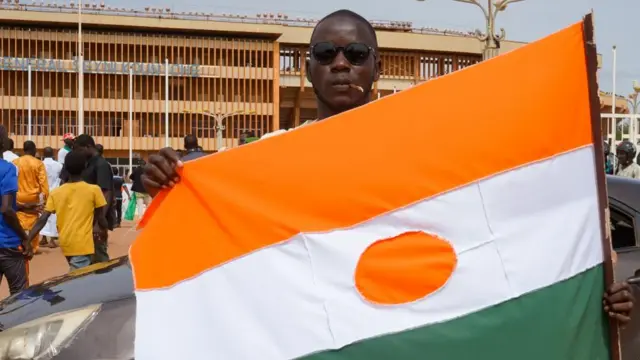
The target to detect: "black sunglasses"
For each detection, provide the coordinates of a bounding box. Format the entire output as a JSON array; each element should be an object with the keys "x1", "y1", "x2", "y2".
[{"x1": 310, "y1": 42, "x2": 375, "y2": 66}]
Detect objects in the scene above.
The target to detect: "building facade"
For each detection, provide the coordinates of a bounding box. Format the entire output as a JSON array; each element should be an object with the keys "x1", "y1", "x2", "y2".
[{"x1": 0, "y1": 3, "x2": 530, "y2": 172}]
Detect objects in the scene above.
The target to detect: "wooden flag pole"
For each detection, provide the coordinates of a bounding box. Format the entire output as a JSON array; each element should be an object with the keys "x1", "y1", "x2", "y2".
[{"x1": 583, "y1": 11, "x2": 622, "y2": 360}]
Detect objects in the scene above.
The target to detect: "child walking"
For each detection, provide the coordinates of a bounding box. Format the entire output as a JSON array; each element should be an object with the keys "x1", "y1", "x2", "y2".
[{"x1": 27, "y1": 150, "x2": 108, "y2": 271}]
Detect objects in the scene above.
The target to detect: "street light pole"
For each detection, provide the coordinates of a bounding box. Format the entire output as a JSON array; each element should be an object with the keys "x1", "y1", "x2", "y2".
[
  {"x1": 183, "y1": 109, "x2": 254, "y2": 150},
  {"x1": 214, "y1": 113, "x2": 227, "y2": 150},
  {"x1": 612, "y1": 46, "x2": 617, "y2": 146},
  {"x1": 626, "y1": 81, "x2": 640, "y2": 146},
  {"x1": 417, "y1": 0, "x2": 524, "y2": 60},
  {"x1": 77, "y1": 0, "x2": 84, "y2": 134},
  {"x1": 209, "y1": 111, "x2": 242, "y2": 150}
]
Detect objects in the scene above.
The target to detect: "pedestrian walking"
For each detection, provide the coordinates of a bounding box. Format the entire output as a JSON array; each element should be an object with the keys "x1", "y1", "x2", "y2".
[
  {"x1": 130, "y1": 160, "x2": 151, "y2": 219},
  {"x1": 112, "y1": 167, "x2": 130, "y2": 227},
  {"x1": 40, "y1": 147, "x2": 63, "y2": 248},
  {"x1": 13, "y1": 141, "x2": 49, "y2": 255},
  {"x1": 615, "y1": 140, "x2": 640, "y2": 179},
  {"x1": 73, "y1": 134, "x2": 113, "y2": 263},
  {"x1": 141, "y1": 8, "x2": 636, "y2": 328},
  {"x1": 26, "y1": 150, "x2": 108, "y2": 271},
  {"x1": 0, "y1": 125, "x2": 31, "y2": 295}
]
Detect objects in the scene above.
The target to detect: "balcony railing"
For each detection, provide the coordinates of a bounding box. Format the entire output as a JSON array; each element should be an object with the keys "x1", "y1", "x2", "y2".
[{"x1": 9, "y1": 117, "x2": 270, "y2": 151}]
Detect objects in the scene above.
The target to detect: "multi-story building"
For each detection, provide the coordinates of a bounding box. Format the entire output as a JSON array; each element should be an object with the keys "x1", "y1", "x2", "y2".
[{"x1": 7, "y1": 2, "x2": 616, "y2": 173}]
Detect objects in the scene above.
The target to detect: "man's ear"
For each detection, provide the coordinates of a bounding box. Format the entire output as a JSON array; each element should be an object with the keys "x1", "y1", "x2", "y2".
[
  {"x1": 305, "y1": 59, "x2": 312, "y2": 83},
  {"x1": 373, "y1": 59, "x2": 381, "y2": 82}
]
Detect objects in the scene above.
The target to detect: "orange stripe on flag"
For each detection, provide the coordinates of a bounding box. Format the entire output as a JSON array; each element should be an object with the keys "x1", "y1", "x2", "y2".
[{"x1": 131, "y1": 21, "x2": 593, "y2": 290}]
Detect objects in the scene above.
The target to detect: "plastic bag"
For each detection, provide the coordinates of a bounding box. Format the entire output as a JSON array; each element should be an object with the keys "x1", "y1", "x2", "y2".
[{"x1": 124, "y1": 192, "x2": 137, "y2": 221}]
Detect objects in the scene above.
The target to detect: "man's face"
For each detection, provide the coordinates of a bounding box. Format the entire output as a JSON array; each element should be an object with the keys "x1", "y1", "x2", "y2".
[
  {"x1": 308, "y1": 17, "x2": 380, "y2": 114},
  {"x1": 617, "y1": 150, "x2": 629, "y2": 164}
]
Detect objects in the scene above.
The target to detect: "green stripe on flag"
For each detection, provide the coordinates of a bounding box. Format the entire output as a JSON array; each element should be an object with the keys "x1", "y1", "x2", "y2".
[{"x1": 302, "y1": 265, "x2": 609, "y2": 360}]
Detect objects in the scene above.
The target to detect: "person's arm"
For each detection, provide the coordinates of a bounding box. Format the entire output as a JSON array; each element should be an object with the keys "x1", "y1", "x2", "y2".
[
  {"x1": 16, "y1": 202, "x2": 41, "y2": 212},
  {"x1": 29, "y1": 194, "x2": 55, "y2": 243},
  {"x1": 93, "y1": 186, "x2": 108, "y2": 231},
  {"x1": 27, "y1": 211, "x2": 52, "y2": 244},
  {"x1": 1, "y1": 194, "x2": 27, "y2": 245},
  {"x1": 96, "y1": 162, "x2": 113, "y2": 210},
  {"x1": 123, "y1": 184, "x2": 131, "y2": 199},
  {"x1": 37, "y1": 162, "x2": 49, "y2": 201},
  {"x1": 94, "y1": 207, "x2": 108, "y2": 230}
]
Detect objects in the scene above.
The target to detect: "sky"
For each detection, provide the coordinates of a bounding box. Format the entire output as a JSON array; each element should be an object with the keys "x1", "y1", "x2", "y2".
[{"x1": 106, "y1": 0, "x2": 637, "y2": 96}]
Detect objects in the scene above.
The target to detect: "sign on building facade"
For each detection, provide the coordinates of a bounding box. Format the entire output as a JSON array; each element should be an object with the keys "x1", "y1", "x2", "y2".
[{"x1": 0, "y1": 57, "x2": 201, "y2": 77}]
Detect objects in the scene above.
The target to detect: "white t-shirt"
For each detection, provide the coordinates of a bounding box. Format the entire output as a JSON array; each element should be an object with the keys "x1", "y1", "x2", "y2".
[
  {"x1": 3, "y1": 151, "x2": 18, "y2": 163},
  {"x1": 57, "y1": 147, "x2": 70, "y2": 165},
  {"x1": 259, "y1": 120, "x2": 316, "y2": 141},
  {"x1": 3, "y1": 151, "x2": 19, "y2": 175}
]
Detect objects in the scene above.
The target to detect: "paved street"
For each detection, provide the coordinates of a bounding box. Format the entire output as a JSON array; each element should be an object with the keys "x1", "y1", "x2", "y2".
[{"x1": 0, "y1": 222, "x2": 139, "y2": 299}]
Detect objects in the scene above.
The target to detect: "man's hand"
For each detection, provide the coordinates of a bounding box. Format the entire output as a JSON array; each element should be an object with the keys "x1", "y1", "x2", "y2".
[
  {"x1": 20, "y1": 202, "x2": 43, "y2": 215},
  {"x1": 20, "y1": 241, "x2": 33, "y2": 260},
  {"x1": 93, "y1": 223, "x2": 106, "y2": 236},
  {"x1": 603, "y1": 282, "x2": 634, "y2": 326},
  {"x1": 142, "y1": 147, "x2": 183, "y2": 197}
]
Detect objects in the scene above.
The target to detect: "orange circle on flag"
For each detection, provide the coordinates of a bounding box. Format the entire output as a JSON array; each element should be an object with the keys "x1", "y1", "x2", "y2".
[{"x1": 354, "y1": 231, "x2": 457, "y2": 305}]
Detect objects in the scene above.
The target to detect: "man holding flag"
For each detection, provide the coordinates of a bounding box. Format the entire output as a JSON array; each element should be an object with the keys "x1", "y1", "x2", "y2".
[{"x1": 139, "y1": 8, "x2": 634, "y2": 333}]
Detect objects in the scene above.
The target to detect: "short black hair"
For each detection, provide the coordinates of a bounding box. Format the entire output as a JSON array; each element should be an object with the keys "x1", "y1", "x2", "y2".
[
  {"x1": 74, "y1": 134, "x2": 95, "y2": 148},
  {"x1": 43, "y1": 146, "x2": 54, "y2": 158},
  {"x1": 23, "y1": 140, "x2": 36, "y2": 153},
  {"x1": 6, "y1": 138, "x2": 14, "y2": 151},
  {"x1": 64, "y1": 150, "x2": 87, "y2": 176},
  {"x1": 112, "y1": 167, "x2": 119, "y2": 176},
  {"x1": 311, "y1": 10, "x2": 378, "y2": 50},
  {"x1": 184, "y1": 134, "x2": 198, "y2": 150}
]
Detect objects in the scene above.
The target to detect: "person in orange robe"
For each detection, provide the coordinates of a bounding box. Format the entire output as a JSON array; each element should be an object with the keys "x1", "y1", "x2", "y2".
[{"x1": 13, "y1": 141, "x2": 49, "y2": 255}]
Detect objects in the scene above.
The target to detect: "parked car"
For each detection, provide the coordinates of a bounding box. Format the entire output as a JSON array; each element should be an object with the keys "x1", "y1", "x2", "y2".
[
  {"x1": 0, "y1": 257, "x2": 134, "y2": 359},
  {"x1": 0, "y1": 175, "x2": 637, "y2": 359},
  {"x1": 605, "y1": 175, "x2": 640, "y2": 360}
]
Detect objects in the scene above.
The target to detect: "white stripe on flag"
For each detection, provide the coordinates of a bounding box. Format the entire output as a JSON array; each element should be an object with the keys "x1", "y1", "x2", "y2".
[{"x1": 135, "y1": 146, "x2": 603, "y2": 360}]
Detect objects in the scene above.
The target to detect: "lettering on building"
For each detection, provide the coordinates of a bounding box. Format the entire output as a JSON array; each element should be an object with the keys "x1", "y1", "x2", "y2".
[{"x1": 0, "y1": 57, "x2": 203, "y2": 77}]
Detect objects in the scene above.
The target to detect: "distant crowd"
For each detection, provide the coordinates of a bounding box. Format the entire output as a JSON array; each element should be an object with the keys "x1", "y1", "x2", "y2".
[
  {"x1": 0, "y1": 128, "x2": 226, "y2": 296},
  {"x1": 0, "y1": 129, "x2": 149, "y2": 295}
]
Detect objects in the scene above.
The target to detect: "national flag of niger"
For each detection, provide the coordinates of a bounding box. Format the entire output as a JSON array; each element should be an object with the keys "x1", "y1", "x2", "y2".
[{"x1": 130, "y1": 14, "x2": 616, "y2": 360}]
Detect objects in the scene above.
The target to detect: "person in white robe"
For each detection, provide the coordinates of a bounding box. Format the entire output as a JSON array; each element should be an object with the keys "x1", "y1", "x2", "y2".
[{"x1": 41, "y1": 147, "x2": 63, "y2": 247}]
